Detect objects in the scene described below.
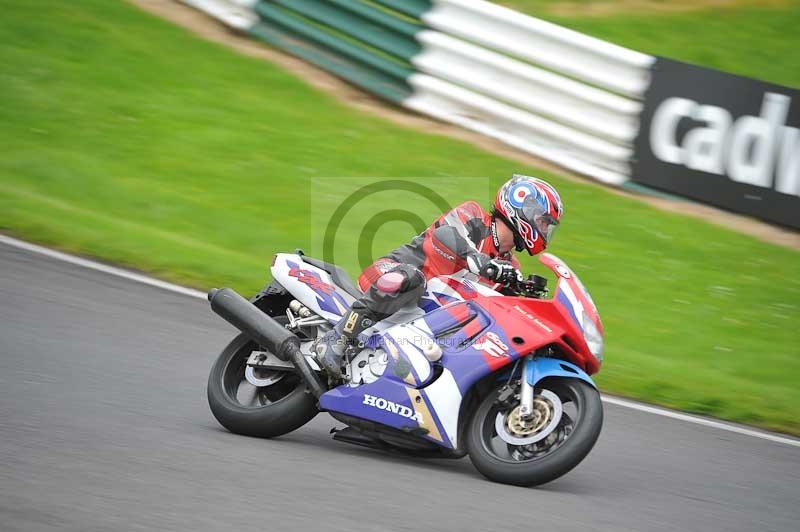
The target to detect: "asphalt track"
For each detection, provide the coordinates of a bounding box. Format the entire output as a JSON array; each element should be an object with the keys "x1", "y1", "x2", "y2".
[{"x1": 1, "y1": 241, "x2": 798, "y2": 532}]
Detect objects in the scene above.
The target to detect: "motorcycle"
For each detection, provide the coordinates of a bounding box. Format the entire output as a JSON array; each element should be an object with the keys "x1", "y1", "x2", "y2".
[{"x1": 206, "y1": 250, "x2": 604, "y2": 486}]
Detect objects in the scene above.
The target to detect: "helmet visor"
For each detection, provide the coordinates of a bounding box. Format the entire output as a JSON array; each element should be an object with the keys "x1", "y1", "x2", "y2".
[{"x1": 522, "y1": 196, "x2": 559, "y2": 244}]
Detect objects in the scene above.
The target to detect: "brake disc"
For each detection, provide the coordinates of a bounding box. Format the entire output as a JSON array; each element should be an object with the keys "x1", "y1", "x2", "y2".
[
  {"x1": 244, "y1": 366, "x2": 285, "y2": 387},
  {"x1": 495, "y1": 389, "x2": 563, "y2": 445}
]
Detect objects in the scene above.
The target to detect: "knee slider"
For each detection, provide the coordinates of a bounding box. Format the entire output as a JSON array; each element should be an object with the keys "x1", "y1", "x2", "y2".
[
  {"x1": 375, "y1": 266, "x2": 425, "y2": 294},
  {"x1": 376, "y1": 271, "x2": 405, "y2": 294}
]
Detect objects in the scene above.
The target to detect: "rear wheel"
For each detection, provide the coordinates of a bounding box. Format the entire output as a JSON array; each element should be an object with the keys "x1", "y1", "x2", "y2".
[
  {"x1": 207, "y1": 327, "x2": 318, "y2": 438},
  {"x1": 466, "y1": 378, "x2": 602, "y2": 486}
]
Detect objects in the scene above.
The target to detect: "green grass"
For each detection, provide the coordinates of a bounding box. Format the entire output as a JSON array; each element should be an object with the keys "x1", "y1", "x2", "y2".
[
  {"x1": 500, "y1": 0, "x2": 800, "y2": 87},
  {"x1": 1, "y1": 1, "x2": 799, "y2": 434}
]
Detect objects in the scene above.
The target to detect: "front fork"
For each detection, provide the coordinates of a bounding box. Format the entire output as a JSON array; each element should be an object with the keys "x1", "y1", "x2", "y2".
[
  {"x1": 519, "y1": 354, "x2": 535, "y2": 419},
  {"x1": 515, "y1": 355, "x2": 597, "y2": 418}
]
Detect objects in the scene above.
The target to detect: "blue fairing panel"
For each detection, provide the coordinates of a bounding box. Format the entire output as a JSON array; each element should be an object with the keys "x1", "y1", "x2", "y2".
[{"x1": 525, "y1": 357, "x2": 596, "y2": 389}]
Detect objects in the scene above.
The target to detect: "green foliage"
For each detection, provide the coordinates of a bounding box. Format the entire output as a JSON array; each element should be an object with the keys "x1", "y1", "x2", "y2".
[{"x1": 1, "y1": 1, "x2": 798, "y2": 433}]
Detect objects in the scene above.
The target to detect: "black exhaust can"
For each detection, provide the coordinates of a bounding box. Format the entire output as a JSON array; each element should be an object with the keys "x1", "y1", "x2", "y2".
[
  {"x1": 207, "y1": 287, "x2": 326, "y2": 398},
  {"x1": 208, "y1": 288, "x2": 299, "y2": 361}
]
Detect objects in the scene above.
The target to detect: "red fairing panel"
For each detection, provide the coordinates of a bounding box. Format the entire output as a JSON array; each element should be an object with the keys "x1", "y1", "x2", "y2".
[{"x1": 474, "y1": 296, "x2": 599, "y2": 375}]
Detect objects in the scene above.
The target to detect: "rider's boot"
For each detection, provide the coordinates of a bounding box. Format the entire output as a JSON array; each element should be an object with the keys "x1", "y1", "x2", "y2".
[
  {"x1": 315, "y1": 308, "x2": 376, "y2": 379},
  {"x1": 316, "y1": 268, "x2": 423, "y2": 378}
]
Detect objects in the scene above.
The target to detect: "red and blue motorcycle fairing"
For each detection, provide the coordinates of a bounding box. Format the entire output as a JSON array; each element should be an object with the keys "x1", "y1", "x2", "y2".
[{"x1": 318, "y1": 253, "x2": 604, "y2": 450}]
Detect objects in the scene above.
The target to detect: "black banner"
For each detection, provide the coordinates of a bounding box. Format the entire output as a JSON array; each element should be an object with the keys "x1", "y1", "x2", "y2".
[{"x1": 632, "y1": 58, "x2": 800, "y2": 229}]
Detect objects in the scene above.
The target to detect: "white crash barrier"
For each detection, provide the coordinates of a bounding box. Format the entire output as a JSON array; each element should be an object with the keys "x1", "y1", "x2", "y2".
[
  {"x1": 405, "y1": 74, "x2": 631, "y2": 185},
  {"x1": 412, "y1": 30, "x2": 642, "y2": 145},
  {"x1": 423, "y1": 0, "x2": 654, "y2": 98},
  {"x1": 412, "y1": 0, "x2": 653, "y2": 184},
  {"x1": 178, "y1": 0, "x2": 258, "y2": 31}
]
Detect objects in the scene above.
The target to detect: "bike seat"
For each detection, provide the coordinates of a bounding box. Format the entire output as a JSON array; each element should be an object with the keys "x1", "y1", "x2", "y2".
[{"x1": 300, "y1": 256, "x2": 363, "y2": 299}]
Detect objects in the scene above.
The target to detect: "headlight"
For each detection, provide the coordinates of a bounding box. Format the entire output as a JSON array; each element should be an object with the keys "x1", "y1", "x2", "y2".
[{"x1": 582, "y1": 310, "x2": 604, "y2": 362}]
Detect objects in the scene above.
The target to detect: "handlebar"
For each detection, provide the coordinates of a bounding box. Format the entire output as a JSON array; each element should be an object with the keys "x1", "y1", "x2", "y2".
[
  {"x1": 482, "y1": 264, "x2": 498, "y2": 280},
  {"x1": 505, "y1": 273, "x2": 549, "y2": 298}
]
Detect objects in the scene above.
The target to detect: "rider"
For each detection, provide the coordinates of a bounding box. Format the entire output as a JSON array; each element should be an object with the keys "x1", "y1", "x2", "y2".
[{"x1": 315, "y1": 174, "x2": 564, "y2": 378}]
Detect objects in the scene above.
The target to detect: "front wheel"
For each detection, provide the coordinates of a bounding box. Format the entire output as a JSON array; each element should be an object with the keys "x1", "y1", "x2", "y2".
[
  {"x1": 207, "y1": 331, "x2": 318, "y2": 438},
  {"x1": 466, "y1": 378, "x2": 602, "y2": 486}
]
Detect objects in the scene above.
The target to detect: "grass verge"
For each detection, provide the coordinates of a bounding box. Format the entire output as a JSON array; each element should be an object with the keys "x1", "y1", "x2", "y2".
[{"x1": 1, "y1": 0, "x2": 799, "y2": 434}]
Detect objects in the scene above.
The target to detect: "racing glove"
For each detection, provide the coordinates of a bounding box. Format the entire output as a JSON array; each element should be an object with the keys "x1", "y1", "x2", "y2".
[{"x1": 479, "y1": 259, "x2": 522, "y2": 285}]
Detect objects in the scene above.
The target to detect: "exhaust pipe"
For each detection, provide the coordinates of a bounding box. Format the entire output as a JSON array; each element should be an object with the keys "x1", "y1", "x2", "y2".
[
  {"x1": 208, "y1": 288, "x2": 297, "y2": 360},
  {"x1": 208, "y1": 288, "x2": 326, "y2": 398}
]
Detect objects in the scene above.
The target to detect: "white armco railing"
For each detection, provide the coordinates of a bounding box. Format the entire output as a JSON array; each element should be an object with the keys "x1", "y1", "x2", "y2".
[
  {"x1": 411, "y1": 30, "x2": 641, "y2": 145},
  {"x1": 422, "y1": 0, "x2": 654, "y2": 98},
  {"x1": 406, "y1": 0, "x2": 655, "y2": 185},
  {"x1": 405, "y1": 74, "x2": 632, "y2": 185},
  {"x1": 178, "y1": 0, "x2": 257, "y2": 31}
]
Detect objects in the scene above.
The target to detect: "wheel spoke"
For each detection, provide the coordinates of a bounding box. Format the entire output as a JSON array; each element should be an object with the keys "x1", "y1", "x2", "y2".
[
  {"x1": 220, "y1": 336, "x2": 303, "y2": 409},
  {"x1": 236, "y1": 381, "x2": 260, "y2": 407},
  {"x1": 508, "y1": 444, "x2": 528, "y2": 461}
]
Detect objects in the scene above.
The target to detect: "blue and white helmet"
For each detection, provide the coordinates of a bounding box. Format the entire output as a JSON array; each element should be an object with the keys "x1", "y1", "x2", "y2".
[{"x1": 494, "y1": 174, "x2": 564, "y2": 255}]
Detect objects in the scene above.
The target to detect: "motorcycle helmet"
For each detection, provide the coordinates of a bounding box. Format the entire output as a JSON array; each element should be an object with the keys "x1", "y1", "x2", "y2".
[{"x1": 494, "y1": 174, "x2": 564, "y2": 255}]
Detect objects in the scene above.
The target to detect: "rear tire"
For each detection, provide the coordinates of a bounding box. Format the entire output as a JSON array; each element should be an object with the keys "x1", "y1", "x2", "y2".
[
  {"x1": 466, "y1": 378, "x2": 602, "y2": 486},
  {"x1": 207, "y1": 331, "x2": 318, "y2": 438}
]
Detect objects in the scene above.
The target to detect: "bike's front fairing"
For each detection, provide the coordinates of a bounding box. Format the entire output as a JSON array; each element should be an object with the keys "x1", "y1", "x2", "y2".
[{"x1": 320, "y1": 253, "x2": 605, "y2": 450}]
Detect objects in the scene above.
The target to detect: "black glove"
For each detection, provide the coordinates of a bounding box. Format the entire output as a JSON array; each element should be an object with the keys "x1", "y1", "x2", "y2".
[{"x1": 479, "y1": 259, "x2": 522, "y2": 285}]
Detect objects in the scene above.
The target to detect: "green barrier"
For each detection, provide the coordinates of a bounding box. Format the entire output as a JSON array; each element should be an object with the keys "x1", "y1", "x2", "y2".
[
  {"x1": 249, "y1": 20, "x2": 412, "y2": 104},
  {"x1": 369, "y1": 0, "x2": 432, "y2": 19},
  {"x1": 267, "y1": 0, "x2": 422, "y2": 62},
  {"x1": 326, "y1": 0, "x2": 422, "y2": 37},
  {"x1": 255, "y1": 2, "x2": 414, "y2": 82}
]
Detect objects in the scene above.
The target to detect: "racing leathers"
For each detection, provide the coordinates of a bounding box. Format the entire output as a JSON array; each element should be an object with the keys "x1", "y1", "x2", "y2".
[
  {"x1": 363, "y1": 200, "x2": 521, "y2": 289},
  {"x1": 315, "y1": 201, "x2": 521, "y2": 378}
]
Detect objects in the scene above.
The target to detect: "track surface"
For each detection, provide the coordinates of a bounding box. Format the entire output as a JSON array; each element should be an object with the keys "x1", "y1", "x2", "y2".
[{"x1": 1, "y1": 243, "x2": 798, "y2": 532}]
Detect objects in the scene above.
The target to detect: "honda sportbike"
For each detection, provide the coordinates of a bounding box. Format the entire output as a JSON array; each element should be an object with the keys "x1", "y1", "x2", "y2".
[{"x1": 206, "y1": 250, "x2": 604, "y2": 486}]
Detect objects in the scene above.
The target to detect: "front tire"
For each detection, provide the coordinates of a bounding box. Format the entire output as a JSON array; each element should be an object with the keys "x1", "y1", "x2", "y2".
[
  {"x1": 207, "y1": 331, "x2": 318, "y2": 438},
  {"x1": 466, "y1": 378, "x2": 602, "y2": 486}
]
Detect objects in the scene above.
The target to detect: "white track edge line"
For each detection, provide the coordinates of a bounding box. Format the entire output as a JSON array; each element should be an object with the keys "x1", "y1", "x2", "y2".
[
  {"x1": 0, "y1": 234, "x2": 207, "y2": 300},
  {"x1": 601, "y1": 396, "x2": 800, "y2": 447},
  {"x1": 1, "y1": 233, "x2": 798, "y2": 448}
]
